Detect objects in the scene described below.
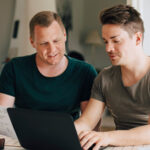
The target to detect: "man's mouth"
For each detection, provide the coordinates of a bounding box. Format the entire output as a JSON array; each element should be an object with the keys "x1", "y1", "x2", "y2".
[
  {"x1": 47, "y1": 54, "x2": 57, "y2": 58},
  {"x1": 108, "y1": 53, "x2": 118, "y2": 60}
]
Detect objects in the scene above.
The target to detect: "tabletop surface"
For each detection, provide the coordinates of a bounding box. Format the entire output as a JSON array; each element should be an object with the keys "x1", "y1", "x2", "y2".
[
  {"x1": 103, "y1": 145, "x2": 150, "y2": 150},
  {"x1": 1, "y1": 135, "x2": 150, "y2": 150},
  {"x1": 4, "y1": 145, "x2": 150, "y2": 150}
]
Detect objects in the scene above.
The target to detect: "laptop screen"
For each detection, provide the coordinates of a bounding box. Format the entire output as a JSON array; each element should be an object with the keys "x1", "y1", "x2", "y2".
[{"x1": 7, "y1": 108, "x2": 82, "y2": 150}]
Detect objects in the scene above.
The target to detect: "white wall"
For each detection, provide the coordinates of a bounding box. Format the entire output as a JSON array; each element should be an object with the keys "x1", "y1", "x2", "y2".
[
  {"x1": 140, "y1": 1, "x2": 150, "y2": 56},
  {"x1": 127, "y1": 0, "x2": 150, "y2": 56},
  {"x1": 0, "y1": 0, "x2": 15, "y2": 71}
]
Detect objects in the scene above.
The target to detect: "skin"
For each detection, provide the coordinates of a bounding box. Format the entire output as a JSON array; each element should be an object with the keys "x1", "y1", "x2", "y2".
[
  {"x1": 0, "y1": 20, "x2": 88, "y2": 111},
  {"x1": 75, "y1": 24, "x2": 150, "y2": 150}
]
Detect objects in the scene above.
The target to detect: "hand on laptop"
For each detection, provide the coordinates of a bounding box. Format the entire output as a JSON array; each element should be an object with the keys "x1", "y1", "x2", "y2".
[{"x1": 78, "y1": 130, "x2": 109, "y2": 150}]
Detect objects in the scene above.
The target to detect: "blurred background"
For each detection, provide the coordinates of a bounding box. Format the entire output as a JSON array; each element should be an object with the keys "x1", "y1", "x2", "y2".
[{"x1": 1, "y1": 0, "x2": 150, "y2": 72}]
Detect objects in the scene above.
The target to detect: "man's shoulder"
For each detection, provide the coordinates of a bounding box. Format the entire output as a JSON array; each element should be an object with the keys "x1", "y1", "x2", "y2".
[
  {"x1": 96, "y1": 65, "x2": 120, "y2": 81},
  {"x1": 10, "y1": 53, "x2": 35, "y2": 63},
  {"x1": 3, "y1": 53, "x2": 36, "y2": 71},
  {"x1": 68, "y1": 56, "x2": 95, "y2": 70},
  {"x1": 102, "y1": 65, "x2": 120, "y2": 75}
]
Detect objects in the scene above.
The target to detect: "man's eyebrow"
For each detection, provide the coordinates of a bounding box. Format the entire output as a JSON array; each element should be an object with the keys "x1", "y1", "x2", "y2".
[
  {"x1": 102, "y1": 35, "x2": 119, "y2": 40},
  {"x1": 110, "y1": 35, "x2": 119, "y2": 39}
]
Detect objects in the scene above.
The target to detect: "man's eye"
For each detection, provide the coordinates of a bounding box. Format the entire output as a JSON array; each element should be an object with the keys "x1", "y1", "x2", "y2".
[
  {"x1": 114, "y1": 41, "x2": 119, "y2": 43},
  {"x1": 40, "y1": 42, "x2": 48, "y2": 45},
  {"x1": 54, "y1": 40, "x2": 60, "y2": 43},
  {"x1": 104, "y1": 41, "x2": 108, "y2": 44}
]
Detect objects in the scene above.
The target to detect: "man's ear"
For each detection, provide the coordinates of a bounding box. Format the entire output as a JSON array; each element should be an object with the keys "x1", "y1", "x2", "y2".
[
  {"x1": 136, "y1": 32, "x2": 143, "y2": 46},
  {"x1": 30, "y1": 37, "x2": 35, "y2": 48},
  {"x1": 63, "y1": 29, "x2": 67, "y2": 42}
]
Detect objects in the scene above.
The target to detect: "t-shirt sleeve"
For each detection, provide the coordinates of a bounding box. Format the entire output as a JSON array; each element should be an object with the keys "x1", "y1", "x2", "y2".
[
  {"x1": 0, "y1": 61, "x2": 16, "y2": 96},
  {"x1": 81, "y1": 64, "x2": 97, "y2": 101},
  {"x1": 90, "y1": 72, "x2": 106, "y2": 103}
]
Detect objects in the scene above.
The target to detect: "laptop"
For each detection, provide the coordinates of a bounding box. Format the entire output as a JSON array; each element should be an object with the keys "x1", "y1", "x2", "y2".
[{"x1": 7, "y1": 108, "x2": 82, "y2": 150}]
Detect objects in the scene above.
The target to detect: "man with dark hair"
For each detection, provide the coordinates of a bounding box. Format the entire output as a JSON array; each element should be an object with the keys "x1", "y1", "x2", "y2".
[
  {"x1": 0, "y1": 11, "x2": 97, "y2": 120},
  {"x1": 75, "y1": 4, "x2": 150, "y2": 149}
]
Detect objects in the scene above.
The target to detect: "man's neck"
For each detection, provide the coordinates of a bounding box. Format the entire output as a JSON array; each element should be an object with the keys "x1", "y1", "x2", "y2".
[
  {"x1": 121, "y1": 54, "x2": 150, "y2": 86},
  {"x1": 36, "y1": 55, "x2": 68, "y2": 77}
]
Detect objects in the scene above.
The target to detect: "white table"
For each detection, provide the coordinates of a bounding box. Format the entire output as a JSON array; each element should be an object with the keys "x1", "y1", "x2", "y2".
[
  {"x1": 1, "y1": 135, "x2": 150, "y2": 150},
  {"x1": 0, "y1": 135, "x2": 23, "y2": 150},
  {"x1": 103, "y1": 145, "x2": 150, "y2": 150},
  {"x1": 4, "y1": 145, "x2": 150, "y2": 150}
]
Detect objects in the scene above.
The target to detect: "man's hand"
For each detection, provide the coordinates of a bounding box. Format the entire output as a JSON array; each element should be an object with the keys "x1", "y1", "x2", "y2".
[
  {"x1": 79, "y1": 124, "x2": 150, "y2": 149},
  {"x1": 79, "y1": 130, "x2": 110, "y2": 150}
]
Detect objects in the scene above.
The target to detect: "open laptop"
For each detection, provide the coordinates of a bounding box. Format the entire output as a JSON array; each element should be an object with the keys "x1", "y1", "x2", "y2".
[{"x1": 7, "y1": 108, "x2": 82, "y2": 150}]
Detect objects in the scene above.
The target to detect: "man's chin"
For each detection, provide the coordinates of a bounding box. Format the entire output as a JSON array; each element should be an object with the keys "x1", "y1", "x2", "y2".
[
  {"x1": 44, "y1": 59, "x2": 57, "y2": 65},
  {"x1": 111, "y1": 61, "x2": 119, "y2": 66},
  {"x1": 47, "y1": 61, "x2": 58, "y2": 66}
]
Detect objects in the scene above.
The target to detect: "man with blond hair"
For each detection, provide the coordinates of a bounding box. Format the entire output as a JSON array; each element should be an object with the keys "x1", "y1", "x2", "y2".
[{"x1": 0, "y1": 11, "x2": 97, "y2": 120}]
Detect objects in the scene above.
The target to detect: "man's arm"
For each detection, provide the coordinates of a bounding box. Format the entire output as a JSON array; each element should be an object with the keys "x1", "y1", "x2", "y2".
[
  {"x1": 0, "y1": 93, "x2": 15, "y2": 107},
  {"x1": 79, "y1": 116, "x2": 150, "y2": 150},
  {"x1": 107, "y1": 123, "x2": 150, "y2": 146},
  {"x1": 75, "y1": 98, "x2": 105, "y2": 134},
  {"x1": 80, "y1": 101, "x2": 88, "y2": 113}
]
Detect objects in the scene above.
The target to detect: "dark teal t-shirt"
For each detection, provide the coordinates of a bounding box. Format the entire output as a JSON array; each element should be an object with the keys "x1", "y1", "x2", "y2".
[{"x1": 0, "y1": 54, "x2": 97, "y2": 120}]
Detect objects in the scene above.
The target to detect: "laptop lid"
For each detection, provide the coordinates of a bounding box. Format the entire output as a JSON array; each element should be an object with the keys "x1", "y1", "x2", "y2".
[{"x1": 7, "y1": 108, "x2": 82, "y2": 150}]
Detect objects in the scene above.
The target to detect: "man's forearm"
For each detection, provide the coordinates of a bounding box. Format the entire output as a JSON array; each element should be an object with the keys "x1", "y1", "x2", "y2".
[
  {"x1": 74, "y1": 117, "x2": 92, "y2": 134},
  {"x1": 75, "y1": 99, "x2": 105, "y2": 134},
  {"x1": 108, "y1": 125, "x2": 150, "y2": 146}
]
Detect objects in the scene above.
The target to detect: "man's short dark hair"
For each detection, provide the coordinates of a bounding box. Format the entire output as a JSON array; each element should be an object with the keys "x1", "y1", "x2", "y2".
[
  {"x1": 99, "y1": 4, "x2": 144, "y2": 37},
  {"x1": 29, "y1": 11, "x2": 65, "y2": 39}
]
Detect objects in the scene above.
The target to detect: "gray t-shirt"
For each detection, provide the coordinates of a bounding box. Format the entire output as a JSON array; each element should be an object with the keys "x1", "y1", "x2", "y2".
[{"x1": 91, "y1": 65, "x2": 150, "y2": 130}]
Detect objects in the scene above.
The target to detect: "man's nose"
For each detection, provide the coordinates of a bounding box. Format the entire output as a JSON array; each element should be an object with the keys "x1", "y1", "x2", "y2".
[
  {"x1": 105, "y1": 43, "x2": 114, "y2": 53},
  {"x1": 47, "y1": 43, "x2": 56, "y2": 53}
]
